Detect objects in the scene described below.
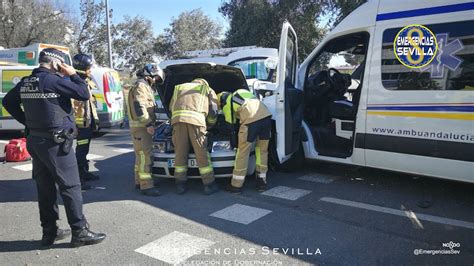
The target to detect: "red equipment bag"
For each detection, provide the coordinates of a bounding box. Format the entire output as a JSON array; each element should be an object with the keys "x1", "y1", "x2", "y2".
[{"x1": 4, "y1": 138, "x2": 31, "y2": 162}]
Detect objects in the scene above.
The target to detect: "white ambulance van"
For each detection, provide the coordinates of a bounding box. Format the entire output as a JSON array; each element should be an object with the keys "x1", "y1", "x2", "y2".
[{"x1": 269, "y1": 0, "x2": 473, "y2": 183}]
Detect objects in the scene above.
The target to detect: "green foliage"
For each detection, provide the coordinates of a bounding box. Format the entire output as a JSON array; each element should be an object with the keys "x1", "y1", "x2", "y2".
[
  {"x1": 326, "y1": 0, "x2": 366, "y2": 26},
  {"x1": 0, "y1": 0, "x2": 74, "y2": 48},
  {"x1": 75, "y1": 0, "x2": 110, "y2": 66},
  {"x1": 113, "y1": 16, "x2": 155, "y2": 73},
  {"x1": 219, "y1": 0, "x2": 327, "y2": 59},
  {"x1": 154, "y1": 9, "x2": 223, "y2": 59}
]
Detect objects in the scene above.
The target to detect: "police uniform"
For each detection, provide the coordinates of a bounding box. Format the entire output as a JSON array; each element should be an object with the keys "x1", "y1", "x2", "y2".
[
  {"x1": 126, "y1": 77, "x2": 157, "y2": 191},
  {"x1": 2, "y1": 66, "x2": 94, "y2": 241},
  {"x1": 220, "y1": 89, "x2": 272, "y2": 190},
  {"x1": 170, "y1": 79, "x2": 218, "y2": 193},
  {"x1": 72, "y1": 77, "x2": 99, "y2": 178}
]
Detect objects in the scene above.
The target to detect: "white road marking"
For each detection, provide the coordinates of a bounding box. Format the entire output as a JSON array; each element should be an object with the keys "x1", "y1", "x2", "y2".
[
  {"x1": 86, "y1": 154, "x2": 104, "y2": 160},
  {"x1": 210, "y1": 204, "x2": 272, "y2": 225},
  {"x1": 298, "y1": 173, "x2": 336, "y2": 184},
  {"x1": 12, "y1": 163, "x2": 33, "y2": 171},
  {"x1": 320, "y1": 197, "x2": 474, "y2": 230},
  {"x1": 112, "y1": 148, "x2": 134, "y2": 153},
  {"x1": 261, "y1": 186, "x2": 311, "y2": 201},
  {"x1": 135, "y1": 231, "x2": 215, "y2": 264}
]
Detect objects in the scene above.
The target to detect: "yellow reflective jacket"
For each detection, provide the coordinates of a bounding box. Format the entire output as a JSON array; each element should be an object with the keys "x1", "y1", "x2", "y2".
[
  {"x1": 169, "y1": 81, "x2": 218, "y2": 127},
  {"x1": 72, "y1": 77, "x2": 99, "y2": 128},
  {"x1": 222, "y1": 89, "x2": 271, "y2": 125},
  {"x1": 126, "y1": 79, "x2": 157, "y2": 128}
]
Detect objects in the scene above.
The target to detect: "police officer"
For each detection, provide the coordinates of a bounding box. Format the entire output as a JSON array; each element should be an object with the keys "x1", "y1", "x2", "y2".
[
  {"x1": 170, "y1": 78, "x2": 219, "y2": 195},
  {"x1": 126, "y1": 64, "x2": 163, "y2": 196},
  {"x1": 72, "y1": 54, "x2": 100, "y2": 189},
  {"x1": 217, "y1": 89, "x2": 272, "y2": 194},
  {"x1": 2, "y1": 48, "x2": 106, "y2": 247}
]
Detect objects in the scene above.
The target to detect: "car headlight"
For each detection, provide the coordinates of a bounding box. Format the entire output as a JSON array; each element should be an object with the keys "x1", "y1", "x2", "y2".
[
  {"x1": 212, "y1": 141, "x2": 232, "y2": 152},
  {"x1": 154, "y1": 140, "x2": 174, "y2": 153}
]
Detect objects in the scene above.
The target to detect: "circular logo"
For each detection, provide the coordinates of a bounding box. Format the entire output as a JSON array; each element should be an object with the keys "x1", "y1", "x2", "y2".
[{"x1": 393, "y1": 24, "x2": 438, "y2": 68}]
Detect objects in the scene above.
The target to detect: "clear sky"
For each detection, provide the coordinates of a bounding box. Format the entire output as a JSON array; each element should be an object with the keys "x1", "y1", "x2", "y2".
[{"x1": 71, "y1": 0, "x2": 228, "y2": 36}]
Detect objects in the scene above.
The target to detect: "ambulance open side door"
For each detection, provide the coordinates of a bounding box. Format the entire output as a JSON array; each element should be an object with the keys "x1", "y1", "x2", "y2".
[{"x1": 275, "y1": 21, "x2": 304, "y2": 163}]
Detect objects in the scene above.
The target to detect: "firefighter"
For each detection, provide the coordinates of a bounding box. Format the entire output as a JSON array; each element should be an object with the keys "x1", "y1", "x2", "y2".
[
  {"x1": 170, "y1": 78, "x2": 219, "y2": 195},
  {"x1": 2, "y1": 48, "x2": 106, "y2": 247},
  {"x1": 126, "y1": 64, "x2": 163, "y2": 197},
  {"x1": 72, "y1": 54, "x2": 100, "y2": 190},
  {"x1": 217, "y1": 89, "x2": 272, "y2": 194}
]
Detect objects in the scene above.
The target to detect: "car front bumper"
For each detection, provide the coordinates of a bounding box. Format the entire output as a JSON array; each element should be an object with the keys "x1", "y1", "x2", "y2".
[{"x1": 152, "y1": 149, "x2": 255, "y2": 178}]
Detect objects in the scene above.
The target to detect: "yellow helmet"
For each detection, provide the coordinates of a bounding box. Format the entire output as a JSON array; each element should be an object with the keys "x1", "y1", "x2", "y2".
[
  {"x1": 192, "y1": 78, "x2": 209, "y2": 87},
  {"x1": 216, "y1": 91, "x2": 231, "y2": 109}
]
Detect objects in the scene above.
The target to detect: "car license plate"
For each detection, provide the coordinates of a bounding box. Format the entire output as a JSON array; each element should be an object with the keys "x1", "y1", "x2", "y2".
[{"x1": 168, "y1": 159, "x2": 197, "y2": 167}]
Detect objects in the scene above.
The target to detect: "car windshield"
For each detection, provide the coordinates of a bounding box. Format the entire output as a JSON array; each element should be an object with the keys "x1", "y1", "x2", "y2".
[{"x1": 229, "y1": 58, "x2": 275, "y2": 82}]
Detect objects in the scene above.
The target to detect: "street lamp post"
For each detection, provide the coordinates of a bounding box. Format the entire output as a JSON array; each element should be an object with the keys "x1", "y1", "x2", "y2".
[{"x1": 105, "y1": 0, "x2": 113, "y2": 68}]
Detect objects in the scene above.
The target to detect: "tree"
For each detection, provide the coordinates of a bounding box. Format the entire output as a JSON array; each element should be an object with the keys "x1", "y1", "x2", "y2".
[
  {"x1": 154, "y1": 9, "x2": 223, "y2": 59},
  {"x1": 219, "y1": 0, "x2": 327, "y2": 59},
  {"x1": 0, "y1": 0, "x2": 74, "y2": 48},
  {"x1": 326, "y1": 0, "x2": 366, "y2": 26},
  {"x1": 113, "y1": 15, "x2": 155, "y2": 72},
  {"x1": 74, "y1": 0, "x2": 110, "y2": 66}
]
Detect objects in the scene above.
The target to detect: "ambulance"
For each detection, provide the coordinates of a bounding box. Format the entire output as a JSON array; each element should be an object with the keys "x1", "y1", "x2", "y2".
[
  {"x1": 269, "y1": 0, "x2": 473, "y2": 183},
  {"x1": 0, "y1": 43, "x2": 124, "y2": 130},
  {"x1": 153, "y1": 0, "x2": 473, "y2": 183}
]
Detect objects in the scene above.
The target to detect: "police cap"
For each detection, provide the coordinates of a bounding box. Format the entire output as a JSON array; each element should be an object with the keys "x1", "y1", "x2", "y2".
[{"x1": 39, "y1": 48, "x2": 66, "y2": 63}]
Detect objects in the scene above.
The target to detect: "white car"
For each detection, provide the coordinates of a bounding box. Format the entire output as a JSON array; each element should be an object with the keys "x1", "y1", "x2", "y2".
[{"x1": 152, "y1": 63, "x2": 256, "y2": 178}]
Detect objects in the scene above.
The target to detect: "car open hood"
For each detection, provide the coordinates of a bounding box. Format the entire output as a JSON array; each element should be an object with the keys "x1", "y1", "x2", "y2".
[{"x1": 157, "y1": 63, "x2": 249, "y2": 116}]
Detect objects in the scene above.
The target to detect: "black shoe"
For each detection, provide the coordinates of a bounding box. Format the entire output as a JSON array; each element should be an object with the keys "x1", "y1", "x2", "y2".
[
  {"x1": 226, "y1": 184, "x2": 242, "y2": 194},
  {"x1": 176, "y1": 182, "x2": 187, "y2": 195},
  {"x1": 80, "y1": 171, "x2": 100, "y2": 181},
  {"x1": 256, "y1": 177, "x2": 267, "y2": 192},
  {"x1": 71, "y1": 227, "x2": 106, "y2": 248},
  {"x1": 41, "y1": 228, "x2": 71, "y2": 247},
  {"x1": 81, "y1": 181, "x2": 92, "y2": 191},
  {"x1": 141, "y1": 187, "x2": 160, "y2": 197},
  {"x1": 203, "y1": 182, "x2": 219, "y2": 195}
]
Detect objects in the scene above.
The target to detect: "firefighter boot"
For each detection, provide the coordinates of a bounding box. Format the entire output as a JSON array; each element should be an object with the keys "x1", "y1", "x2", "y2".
[
  {"x1": 203, "y1": 181, "x2": 219, "y2": 195},
  {"x1": 79, "y1": 164, "x2": 100, "y2": 181},
  {"x1": 141, "y1": 187, "x2": 161, "y2": 197},
  {"x1": 226, "y1": 183, "x2": 242, "y2": 194},
  {"x1": 255, "y1": 172, "x2": 267, "y2": 192},
  {"x1": 176, "y1": 182, "x2": 187, "y2": 195}
]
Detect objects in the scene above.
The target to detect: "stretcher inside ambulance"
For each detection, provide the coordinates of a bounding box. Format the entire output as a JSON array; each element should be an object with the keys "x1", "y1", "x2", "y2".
[{"x1": 152, "y1": 63, "x2": 256, "y2": 178}]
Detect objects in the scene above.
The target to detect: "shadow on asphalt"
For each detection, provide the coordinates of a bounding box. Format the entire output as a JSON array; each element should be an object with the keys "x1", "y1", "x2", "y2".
[{"x1": 0, "y1": 240, "x2": 72, "y2": 252}]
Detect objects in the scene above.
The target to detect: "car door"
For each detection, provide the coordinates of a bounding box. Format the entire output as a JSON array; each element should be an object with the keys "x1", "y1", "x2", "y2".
[{"x1": 275, "y1": 21, "x2": 304, "y2": 163}]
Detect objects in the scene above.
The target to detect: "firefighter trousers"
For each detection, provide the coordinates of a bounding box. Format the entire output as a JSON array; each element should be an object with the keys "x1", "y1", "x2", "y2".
[
  {"x1": 172, "y1": 123, "x2": 215, "y2": 185},
  {"x1": 131, "y1": 127, "x2": 154, "y2": 190},
  {"x1": 232, "y1": 117, "x2": 271, "y2": 188}
]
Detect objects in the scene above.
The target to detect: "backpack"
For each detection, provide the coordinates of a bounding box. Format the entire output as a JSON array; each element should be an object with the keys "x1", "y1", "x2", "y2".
[{"x1": 4, "y1": 138, "x2": 31, "y2": 162}]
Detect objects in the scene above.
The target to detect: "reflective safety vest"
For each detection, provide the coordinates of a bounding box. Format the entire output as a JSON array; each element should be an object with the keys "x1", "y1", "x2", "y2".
[
  {"x1": 169, "y1": 82, "x2": 218, "y2": 127},
  {"x1": 222, "y1": 89, "x2": 271, "y2": 125},
  {"x1": 72, "y1": 77, "x2": 99, "y2": 128},
  {"x1": 20, "y1": 73, "x2": 71, "y2": 130},
  {"x1": 126, "y1": 79, "x2": 157, "y2": 128}
]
